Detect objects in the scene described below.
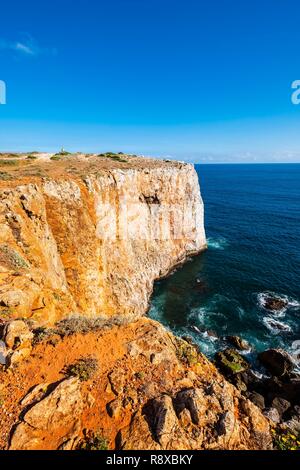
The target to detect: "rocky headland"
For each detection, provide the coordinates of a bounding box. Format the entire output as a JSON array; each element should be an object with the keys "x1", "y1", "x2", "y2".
[{"x1": 0, "y1": 152, "x2": 298, "y2": 450}]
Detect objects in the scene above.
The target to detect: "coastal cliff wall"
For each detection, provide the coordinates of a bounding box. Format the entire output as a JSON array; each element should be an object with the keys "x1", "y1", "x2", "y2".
[
  {"x1": 0, "y1": 154, "x2": 275, "y2": 451},
  {"x1": 0, "y1": 158, "x2": 206, "y2": 324}
]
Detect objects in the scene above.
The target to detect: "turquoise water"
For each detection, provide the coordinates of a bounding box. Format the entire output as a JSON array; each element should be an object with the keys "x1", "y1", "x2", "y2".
[{"x1": 149, "y1": 164, "x2": 300, "y2": 358}]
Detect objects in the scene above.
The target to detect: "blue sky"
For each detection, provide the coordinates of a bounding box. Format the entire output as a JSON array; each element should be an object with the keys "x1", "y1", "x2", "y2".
[{"x1": 0, "y1": 0, "x2": 300, "y2": 162}]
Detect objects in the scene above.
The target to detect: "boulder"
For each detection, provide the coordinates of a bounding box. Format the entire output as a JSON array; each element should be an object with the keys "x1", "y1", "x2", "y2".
[
  {"x1": 107, "y1": 398, "x2": 122, "y2": 418},
  {"x1": 3, "y1": 320, "x2": 33, "y2": 349},
  {"x1": 248, "y1": 392, "x2": 265, "y2": 410},
  {"x1": 258, "y1": 349, "x2": 295, "y2": 377},
  {"x1": 151, "y1": 395, "x2": 179, "y2": 447},
  {"x1": 175, "y1": 388, "x2": 206, "y2": 425},
  {"x1": 0, "y1": 289, "x2": 28, "y2": 308},
  {"x1": 215, "y1": 348, "x2": 250, "y2": 376},
  {"x1": 10, "y1": 377, "x2": 83, "y2": 450},
  {"x1": 271, "y1": 397, "x2": 291, "y2": 417},
  {"x1": 262, "y1": 296, "x2": 288, "y2": 312},
  {"x1": 263, "y1": 407, "x2": 281, "y2": 424},
  {"x1": 23, "y1": 377, "x2": 82, "y2": 430},
  {"x1": 108, "y1": 369, "x2": 125, "y2": 396},
  {"x1": 226, "y1": 335, "x2": 251, "y2": 351}
]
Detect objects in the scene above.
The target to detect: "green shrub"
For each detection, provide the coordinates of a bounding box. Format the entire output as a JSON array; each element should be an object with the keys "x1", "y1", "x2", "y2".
[
  {"x1": 50, "y1": 155, "x2": 62, "y2": 161},
  {"x1": 65, "y1": 356, "x2": 98, "y2": 382},
  {"x1": 135, "y1": 371, "x2": 145, "y2": 380},
  {"x1": 0, "y1": 244, "x2": 29, "y2": 269},
  {"x1": 32, "y1": 327, "x2": 54, "y2": 345},
  {"x1": 77, "y1": 430, "x2": 108, "y2": 450},
  {"x1": 0, "y1": 159, "x2": 19, "y2": 166},
  {"x1": 27, "y1": 155, "x2": 38, "y2": 160},
  {"x1": 97, "y1": 153, "x2": 127, "y2": 163},
  {"x1": 176, "y1": 338, "x2": 199, "y2": 366}
]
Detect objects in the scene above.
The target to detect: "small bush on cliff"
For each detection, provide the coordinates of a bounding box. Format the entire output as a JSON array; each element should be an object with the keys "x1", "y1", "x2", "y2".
[
  {"x1": 50, "y1": 155, "x2": 62, "y2": 161},
  {"x1": 65, "y1": 356, "x2": 99, "y2": 382},
  {"x1": 0, "y1": 171, "x2": 12, "y2": 180},
  {"x1": 77, "y1": 430, "x2": 108, "y2": 450},
  {"x1": 32, "y1": 327, "x2": 55, "y2": 345},
  {"x1": 97, "y1": 152, "x2": 128, "y2": 163},
  {"x1": 175, "y1": 338, "x2": 199, "y2": 366},
  {"x1": 0, "y1": 245, "x2": 29, "y2": 270},
  {"x1": 55, "y1": 316, "x2": 106, "y2": 336}
]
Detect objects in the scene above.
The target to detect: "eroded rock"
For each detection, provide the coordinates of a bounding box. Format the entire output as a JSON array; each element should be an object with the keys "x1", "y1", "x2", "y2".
[
  {"x1": 258, "y1": 349, "x2": 295, "y2": 377},
  {"x1": 10, "y1": 377, "x2": 83, "y2": 450}
]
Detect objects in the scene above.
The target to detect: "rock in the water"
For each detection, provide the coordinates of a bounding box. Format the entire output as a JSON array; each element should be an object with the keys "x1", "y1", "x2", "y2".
[
  {"x1": 193, "y1": 279, "x2": 209, "y2": 294},
  {"x1": 226, "y1": 335, "x2": 251, "y2": 351},
  {"x1": 215, "y1": 348, "x2": 250, "y2": 376},
  {"x1": 262, "y1": 296, "x2": 288, "y2": 312},
  {"x1": 258, "y1": 349, "x2": 295, "y2": 377}
]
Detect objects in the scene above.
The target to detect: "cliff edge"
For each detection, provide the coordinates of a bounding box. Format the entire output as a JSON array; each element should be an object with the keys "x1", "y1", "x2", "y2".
[{"x1": 0, "y1": 153, "x2": 206, "y2": 324}]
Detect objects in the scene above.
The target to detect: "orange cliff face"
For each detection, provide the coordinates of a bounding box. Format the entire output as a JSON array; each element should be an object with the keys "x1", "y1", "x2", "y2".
[{"x1": 0, "y1": 153, "x2": 206, "y2": 325}]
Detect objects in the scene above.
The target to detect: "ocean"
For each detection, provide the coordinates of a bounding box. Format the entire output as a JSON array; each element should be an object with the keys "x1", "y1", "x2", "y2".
[{"x1": 149, "y1": 163, "x2": 300, "y2": 362}]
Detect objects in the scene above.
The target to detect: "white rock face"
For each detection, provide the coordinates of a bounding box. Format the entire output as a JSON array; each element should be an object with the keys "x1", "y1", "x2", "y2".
[{"x1": 0, "y1": 162, "x2": 206, "y2": 324}]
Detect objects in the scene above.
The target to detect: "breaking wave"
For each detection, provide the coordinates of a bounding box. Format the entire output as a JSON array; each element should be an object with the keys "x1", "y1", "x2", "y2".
[
  {"x1": 257, "y1": 292, "x2": 300, "y2": 316},
  {"x1": 263, "y1": 317, "x2": 292, "y2": 334}
]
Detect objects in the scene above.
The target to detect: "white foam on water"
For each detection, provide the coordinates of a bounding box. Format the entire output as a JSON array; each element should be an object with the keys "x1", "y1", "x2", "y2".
[
  {"x1": 207, "y1": 237, "x2": 229, "y2": 250},
  {"x1": 263, "y1": 316, "x2": 292, "y2": 334},
  {"x1": 257, "y1": 291, "x2": 299, "y2": 316}
]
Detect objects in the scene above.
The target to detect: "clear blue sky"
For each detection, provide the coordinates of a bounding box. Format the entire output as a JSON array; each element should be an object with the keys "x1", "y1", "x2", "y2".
[{"x1": 0, "y1": 0, "x2": 300, "y2": 162}]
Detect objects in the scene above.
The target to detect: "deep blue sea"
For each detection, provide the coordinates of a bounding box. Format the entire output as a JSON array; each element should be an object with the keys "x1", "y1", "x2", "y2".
[{"x1": 149, "y1": 164, "x2": 300, "y2": 361}]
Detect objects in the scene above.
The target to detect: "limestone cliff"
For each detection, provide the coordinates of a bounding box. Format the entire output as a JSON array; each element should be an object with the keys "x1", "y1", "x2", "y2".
[
  {"x1": 0, "y1": 154, "x2": 206, "y2": 324},
  {"x1": 0, "y1": 153, "x2": 274, "y2": 451}
]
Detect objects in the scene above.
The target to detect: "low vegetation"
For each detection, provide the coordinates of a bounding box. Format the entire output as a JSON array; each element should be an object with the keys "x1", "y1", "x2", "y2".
[
  {"x1": 272, "y1": 428, "x2": 300, "y2": 450},
  {"x1": 64, "y1": 356, "x2": 99, "y2": 382},
  {"x1": 175, "y1": 337, "x2": 199, "y2": 366},
  {"x1": 77, "y1": 430, "x2": 108, "y2": 450},
  {"x1": 0, "y1": 244, "x2": 29, "y2": 269},
  {"x1": 50, "y1": 155, "x2": 63, "y2": 161},
  {"x1": 0, "y1": 153, "x2": 20, "y2": 158},
  {"x1": 97, "y1": 152, "x2": 128, "y2": 163},
  {"x1": 0, "y1": 159, "x2": 20, "y2": 167},
  {"x1": 32, "y1": 315, "x2": 128, "y2": 347}
]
